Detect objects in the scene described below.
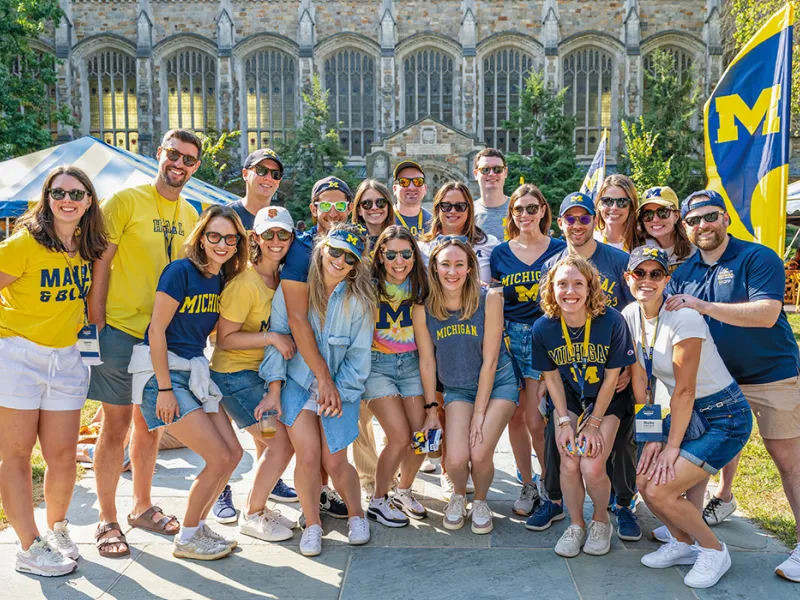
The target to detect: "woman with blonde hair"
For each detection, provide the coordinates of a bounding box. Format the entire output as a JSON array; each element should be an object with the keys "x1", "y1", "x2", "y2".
[
  {"x1": 351, "y1": 179, "x2": 395, "y2": 248},
  {"x1": 531, "y1": 254, "x2": 635, "y2": 558},
  {"x1": 594, "y1": 174, "x2": 640, "y2": 252}
]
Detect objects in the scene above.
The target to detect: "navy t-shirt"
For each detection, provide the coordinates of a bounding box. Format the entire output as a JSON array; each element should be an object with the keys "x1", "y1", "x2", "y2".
[
  {"x1": 545, "y1": 242, "x2": 635, "y2": 311},
  {"x1": 491, "y1": 237, "x2": 567, "y2": 324},
  {"x1": 667, "y1": 235, "x2": 800, "y2": 385},
  {"x1": 531, "y1": 309, "x2": 635, "y2": 397},
  {"x1": 395, "y1": 208, "x2": 433, "y2": 240},
  {"x1": 229, "y1": 201, "x2": 257, "y2": 231},
  {"x1": 144, "y1": 258, "x2": 222, "y2": 360},
  {"x1": 281, "y1": 230, "x2": 315, "y2": 283}
]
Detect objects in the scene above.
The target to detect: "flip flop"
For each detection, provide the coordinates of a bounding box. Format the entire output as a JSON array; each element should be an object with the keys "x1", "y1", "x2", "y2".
[{"x1": 127, "y1": 505, "x2": 179, "y2": 535}]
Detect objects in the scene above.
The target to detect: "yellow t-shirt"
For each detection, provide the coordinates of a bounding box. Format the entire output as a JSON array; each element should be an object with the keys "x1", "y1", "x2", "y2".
[
  {"x1": 209, "y1": 266, "x2": 275, "y2": 373},
  {"x1": 102, "y1": 183, "x2": 198, "y2": 338},
  {"x1": 0, "y1": 228, "x2": 91, "y2": 348}
]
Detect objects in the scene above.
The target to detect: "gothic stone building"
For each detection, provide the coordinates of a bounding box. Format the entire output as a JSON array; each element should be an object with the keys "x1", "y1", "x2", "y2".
[{"x1": 45, "y1": 0, "x2": 729, "y2": 196}]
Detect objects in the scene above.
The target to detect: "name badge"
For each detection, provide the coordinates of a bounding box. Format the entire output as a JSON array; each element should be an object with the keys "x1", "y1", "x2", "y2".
[
  {"x1": 635, "y1": 404, "x2": 663, "y2": 443},
  {"x1": 77, "y1": 324, "x2": 102, "y2": 366}
]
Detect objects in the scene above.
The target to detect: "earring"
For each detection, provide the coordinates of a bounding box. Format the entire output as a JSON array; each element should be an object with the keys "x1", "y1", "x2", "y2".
[
  {"x1": 348, "y1": 269, "x2": 357, "y2": 280},
  {"x1": 74, "y1": 226, "x2": 82, "y2": 238}
]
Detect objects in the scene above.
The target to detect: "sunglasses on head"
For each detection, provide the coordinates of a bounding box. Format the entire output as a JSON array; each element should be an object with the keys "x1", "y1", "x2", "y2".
[
  {"x1": 478, "y1": 166, "x2": 505, "y2": 175},
  {"x1": 562, "y1": 214, "x2": 593, "y2": 226},
  {"x1": 512, "y1": 204, "x2": 540, "y2": 216},
  {"x1": 359, "y1": 197, "x2": 388, "y2": 210},
  {"x1": 641, "y1": 207, "x2": 675, "y2": 222},
  {"x1": 317, "y1": 200, "x2": 349, "y2": 213},
  {"x1": 439, "y1": 201, "x2": 469, "y2": 213},
  {"x1": 327, "y1": 244, "x2": 359, "y2": 265},
  {"x1": 49, "y1": 188, "x2": 88, "y2": 201},
  {"x1": 383, "y1": 248, "x2": 414, "y2": 261},
  {"x1": 629, "y1": 268, "x2": 667, "y2": 282},
  {"x1": 395, "y1": 177, "x2": 425, "y2": 188},
  {"x1": 433, "y1": 234, "x2": 469, "y2": 249},
  {"x1": 161, "y1": 147, "x2": 199, "y2": 167},
  {"x1": 599, "y1": 196, "x2": 631, "y2": 209},
  {"x1": 204, "y1": 231, "x2": 240, "y2": 246},
  {"x1": 250, "y1": 165, "x2": 282, "y2": 180},
  {"x1": 260, "y1": 229, "x2": 292, "y2": 242},
  {"x1": 684, "y1": 211, "x2": 724, "y2": 227}
]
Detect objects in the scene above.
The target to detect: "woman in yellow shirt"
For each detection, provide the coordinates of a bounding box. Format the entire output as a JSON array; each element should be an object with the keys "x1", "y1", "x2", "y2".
[{"x1": 0, "y1": 166, "x2": 108, "y2": 577}]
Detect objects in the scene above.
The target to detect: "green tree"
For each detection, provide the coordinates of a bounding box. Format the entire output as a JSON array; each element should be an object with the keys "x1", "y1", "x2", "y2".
[
  {"x1": 274, "y1": 75, "x2": 359, "y2": 222},
  {"x1": 620, "y1": 116, "x2": 672, "y2": 191},
  {"x1": 0, "y1": 0, "x2": 73, "y2": 160},
  {"x1": 501, "y1": 70, "x2": 583, "y2": 219},
  {"x1": 193, "y1": 128, "x2": 242, "y2": 194}
]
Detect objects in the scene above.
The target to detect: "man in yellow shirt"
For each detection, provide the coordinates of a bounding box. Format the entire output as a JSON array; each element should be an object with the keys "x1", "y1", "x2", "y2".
[{"x1": 87, "y1": 129, "x2": 201, "y2": 557}]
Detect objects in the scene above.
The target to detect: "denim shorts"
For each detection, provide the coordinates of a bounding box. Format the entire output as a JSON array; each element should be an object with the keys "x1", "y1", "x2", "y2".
[
  {"x1": 140, "y1": 370, "x2": 211, "y2": 431},
  {"x1": 363, "y1": 350, "x2": 423, "y2": 401},
  {"x1": 505, "y1": 320, "x2": 542, "y2": 381},
  {"x1": 211, "y1": 369, "x2": 264, "y2": 429},
  {"x1": 443, "y1": 357, "x2": 520, "y2": 405},
  {"x1": 676, "y1": 382, "x2": 753, "y2": 475}
]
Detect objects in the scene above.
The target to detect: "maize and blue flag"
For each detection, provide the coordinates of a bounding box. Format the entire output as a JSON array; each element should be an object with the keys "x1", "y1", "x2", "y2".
[
  {"x1": 580, "y1": 129, "x2": 607, "y2": 201},
  {"x1": 704, "y1": 3, "x2": 795, "y2": 255}
]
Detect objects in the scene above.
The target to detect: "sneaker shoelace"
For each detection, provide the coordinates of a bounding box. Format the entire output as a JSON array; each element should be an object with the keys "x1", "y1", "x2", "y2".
[
  {"x1": 471, "y1": 501, "x2": 493, "y2": 522},
  {"x1": 533, "y1": 500, "x2": 552, "y2": 518},
  {"x1": 690, "y1": 544, "x2": 718, "y2": 574},
  {"x1": 703, "y1": 497, "x2": 723, "y2": 521},
  {"x1": 589, "y1": 521, "x2": 608, "y2": 542},
  {"x1": 398, "y1": 490, "x2": 422, "y2": 509},
  {"x1": 50, "y1": 527, "x2": 73, "y2": 550},
  {"x1": 350, "y1": 517, "x2": 369, "y2": 536},
  {"x1": 445, "y1": 495, "x2": 466, "y2": 519},
  {"x1": 562, "y1": 525, "x2": 584, "y2": 542},
  {"x1": 202, "y1": 525, "x2": 231, "y2": 544},
  {"x1": 31, "y1": 539, "x2": 64, "y2": 562},
  {"x1": 616, "y1": 507, "x2": 637, "y2": 526},
  {"x1": 216, "y1": 486, "x2": 233, "y2": 508},
  {"x1": 328, "y1": 488, "x2": 345, "y2": 506},
  {"x1": 519, "y1": 483, "x2": 537, "y2": 502},
  {"x1": 264, "y1": 508, "x2": 285, "y2": 525}
]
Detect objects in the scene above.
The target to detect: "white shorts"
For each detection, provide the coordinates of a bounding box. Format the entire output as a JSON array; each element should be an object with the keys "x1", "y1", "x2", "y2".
[
  {"x1": 302, "y1": 379, "x2": 320, "y2": 413},
  {"x1": 0, "y1": 336, "x2": 89, "y2": 411}
]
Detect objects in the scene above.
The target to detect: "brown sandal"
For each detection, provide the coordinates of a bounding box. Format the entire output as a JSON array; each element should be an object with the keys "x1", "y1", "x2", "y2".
[
  {"x1": 127, "y1": 505, "x2": 180, "y2": 535},
  {"x1": 95, "y1": 521, "x2": 131, "y2": 558}
]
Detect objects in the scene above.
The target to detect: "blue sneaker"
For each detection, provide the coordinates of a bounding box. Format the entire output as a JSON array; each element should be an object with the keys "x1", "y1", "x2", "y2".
[
  {"x1": 212, "y1": 484, "x2": 238, "y2": 524},
  {"x1": 525, "y1": 499, "x2": 565, "y2": 531},
  {"x1": 608, "y1": 490, "x2": 616, "y2": 512},
  {"x1": 269, "y1": 478, "x2": 298, "y2": 503},
  {"x1": 516, "y1": 469, "x2": 524, "y2": 484},
  {"x1": 615, "y1": 506, "x2": 641, "y2": 541}
]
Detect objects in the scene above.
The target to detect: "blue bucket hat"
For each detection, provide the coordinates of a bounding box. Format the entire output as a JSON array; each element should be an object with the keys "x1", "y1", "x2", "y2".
[
  {"x1": 312, "y1": 176, "x2": 353, "y2": 201},
  {"x1": 680, "y1": 190, "x2": 726, "y2": 218},
  {"x1": 559, "y1": 192, "x2": 596, "y2": 217},
  {"x1": 627, "y1": 245, "x2": 669, "y2": 272},
  {"x1": 327, "y1": 227, "x2": 365, "y2": 262}
]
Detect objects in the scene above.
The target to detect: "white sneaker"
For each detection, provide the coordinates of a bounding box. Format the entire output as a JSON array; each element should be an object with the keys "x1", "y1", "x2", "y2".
[
  {"x1": 202, "y1": 524, "x2": 238, "y2": 549},
  {"x1": 173, "y1": 529, "x2": 231, "y2": 561},
  {"x1": 391, "y1": 488, "x2": 428, "y2": 520},
  {"x1": 465, "y1": 475, "x2": 475, "y2": 494},
  {"x1": 45, "y1": 520, "x2": 79, "y2": 560},
  {"x1": 513, "y1": 483, "x2": 539, "y2": 516},
  {"x1": 583, "y1": 520, "x2": 612, "y2": 556},
  {"x1": 240, "y1": 511, "x2": 293, "y2": 542},
  {"x1": 641, "y1": 536, "x2": 699, "y2": 568},
  {"x1": 367, "y1": 495, "x2": 409, "y2": 528},
  {"x1": 555, "y1": 524, "x2": 586, "y2": 558},
  {"x1": 15, "y1": 537, "x2": 77, "y2": 577},
  {"x1": 469, "y1": 500, "x2": 494, "y2": 534},
  {"x1": 419, "y1": 458, "x2": 437, "y2": 473},
  {"x1": 651, "y1": 525, "x2": 671, "y2": 543},
  {"x1": 683, "y1": 543, "x2": 731, "y2": 589},
  {"x1": 703, "y1": 495, "x2": 737, "y2": 526},
  {"x1": 265, "y1": 507, "x2": 296, "y2": 530},
  {"x1": 299, "y1": 524, "x2": 323, "y2": 556},
  {"x1": 443, "y1": 494, "x2": 467, "y2": 530},
  {"x1": 348, "y1": 516, "x2": 371, "y2": 545},
  {"x1": 776, "y1": 543, "x2": 800, "y2": 582},
  {"x1": 440, "y1": 473, "x2": 455, "y2": 501}
]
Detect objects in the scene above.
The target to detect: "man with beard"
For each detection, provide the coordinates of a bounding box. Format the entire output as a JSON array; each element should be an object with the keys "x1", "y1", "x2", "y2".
[
  {"x1": 666, "y1": 190, "x2": 800, "y2": 583},
  {"x1": 86, "y1": 130, "x2": 202, "y2": 557},
  {"x1": 392, "y1": 161, "x2": 432, "y2": 240},
  {"x1": 229, "y1": 148, "x2": 283, "y2": 231}
]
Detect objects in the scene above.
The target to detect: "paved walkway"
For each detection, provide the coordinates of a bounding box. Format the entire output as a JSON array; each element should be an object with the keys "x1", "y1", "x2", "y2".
[{"x1": 0, "y1": 425, "x2": 795, "y2": 600}]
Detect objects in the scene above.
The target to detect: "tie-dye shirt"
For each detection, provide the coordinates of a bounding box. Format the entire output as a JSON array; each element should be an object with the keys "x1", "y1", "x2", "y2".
[{"x1": 372, "y1": 280, "x2": 417, "y2": 354}]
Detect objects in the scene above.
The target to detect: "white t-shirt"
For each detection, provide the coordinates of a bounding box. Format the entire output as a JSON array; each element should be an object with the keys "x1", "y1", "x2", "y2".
[
  {"x1": 621, "y1": 303, "x2": 733, "y2": 398},
  {"x1": 644, "y1": 237, "x2": 696, "y2": 272},
  {"x1": 593, "y1": 229, "x2": 626, "y2": 251},
  {"x1": 419, "y1": 233, "x2": 499, "y2": 284}
]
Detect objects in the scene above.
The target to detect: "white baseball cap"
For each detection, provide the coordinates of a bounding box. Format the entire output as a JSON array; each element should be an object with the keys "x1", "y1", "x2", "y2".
[{"x1": 253, "y1": 206, "x2": 294, "y2": 235}]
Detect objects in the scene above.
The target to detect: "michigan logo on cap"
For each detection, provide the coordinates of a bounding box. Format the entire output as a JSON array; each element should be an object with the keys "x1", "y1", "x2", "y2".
[
  {"x1": 346, "y1": 233, "x2": 358, "y2": 244},
  {"x1": 264, "y1": 149, "x2": 277, "y2": 157},
  {"x1": 645, "y1": 187, "x2": 663, "y2": 199},
  {"x1": 642, "y1": 247, "x2": 660, "y2": 258},
  {"x1": 329, "y1": 181, "x2": 339, "y2": 189},
  {"x1": 570, "y1": 195, "x2": 582, "y2": 203}
]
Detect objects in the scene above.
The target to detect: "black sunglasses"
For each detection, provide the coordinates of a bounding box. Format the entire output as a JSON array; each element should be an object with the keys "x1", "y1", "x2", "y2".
[
  {"x1": 599, "y1": 196, "x2": 631, "y2": 209},
  {"x1": 684, "y1": 211, "x2": 724, "y2": 227},
  {"x1": 204, "y1": 231, "x2": 240, "y2": 247},
  {"x1": 250, "y1": 165, "x2": 282, "y2": 180},
  {"x1": 327, "y1": 245, "x2": 358, "y2": 265},
  {"x1": 630, "y1": 268, "x2": 667, "y2": 282},
  {"x1": 439, "y1": 201, "x2": 469, "y2": 213},
  {"x1": 383, "y1": 249, "x2": 414, "y2": 261},
  {"x1": 512, "y1": 204, "x2": 541, "y2": 216},
  {"x1": 478, "y1": 166, "x2": 505, "y2": 175},
  {"x1": 161, "y1": 147, "x2": 199, "y2": 167},
  {"x1": 49, "y1": 188, "x2": 88, "y2": 201},
  {"x1": 359, "y1": 197, "x2": 388, "y2": 210},
  {"x1": 260, "y1": 230, "x2": 292, "y2": 242},
  {"x1": 641, "y1": 207, "x2": 675, "y2": 222}
]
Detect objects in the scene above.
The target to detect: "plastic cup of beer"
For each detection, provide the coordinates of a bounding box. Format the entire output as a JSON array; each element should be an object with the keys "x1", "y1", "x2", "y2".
[{"x1": 259, "y1": 412, "x2": 277, "y2": 439}]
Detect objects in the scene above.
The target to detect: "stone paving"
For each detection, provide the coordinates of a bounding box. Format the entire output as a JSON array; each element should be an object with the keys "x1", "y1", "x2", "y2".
[{"x1": 0, "y1": 424, "x2": 796, "y2": 600}]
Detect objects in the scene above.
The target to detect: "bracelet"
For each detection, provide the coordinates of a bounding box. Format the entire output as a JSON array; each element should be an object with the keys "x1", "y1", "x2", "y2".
[
  {"x1": 423, "y1": 402, "x2": 439, "y2": 409},
  {"x1": 158, "y1": 387, "x2": 173, "y2": 393},
  {"x1": 589, "y1": 415, "x2": 603, "y2": 423},
  {"x1": 558, "y1": 420, "x2": 572, "y2": 428},
  {"x1": 589, "y1": 423, "x2": 601, "y2": 429}
]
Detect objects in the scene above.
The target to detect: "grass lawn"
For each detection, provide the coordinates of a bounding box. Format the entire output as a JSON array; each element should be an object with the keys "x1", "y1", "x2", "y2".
[{"x1": 0, "y1": 400, "x2": 101, "y2": 532}]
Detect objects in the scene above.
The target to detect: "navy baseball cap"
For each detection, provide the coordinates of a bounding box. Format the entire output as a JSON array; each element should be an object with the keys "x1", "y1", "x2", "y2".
[
  {"x1": 627, "y1": 246, "x2": 669, "y2": 272},
  {"x1": 312, "y1": 176, "x2": 353, "y2": 201},
  {"x1": 681, "y1": 190, "x2": 726, "y2": 218},
  {"x1": 243, "y1": 147, "x2": 283, "y2": 172},
  {"x1": 559, "y1": 192, "x2": 596, "y2": 217},
  {"x1": 327, "y1": 226, "x2": 366, "y2": 261}
]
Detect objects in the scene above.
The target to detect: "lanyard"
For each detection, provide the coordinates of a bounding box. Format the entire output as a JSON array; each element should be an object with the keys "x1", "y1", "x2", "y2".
[
  {"x1": 639, "y1": 307, "x2": 661, "y2": 403},
  {"x1": 397, "y1": 211, "x2": 423, "y2": 237},
  {"x1": 63, "y1": 252, "x2": 89, "y2": 326},
  {"x1": 560, "y1": 316, "x2": 592, "y2": 403},
  {"x1": 154, "y1": 188, "x2": 180, "y2": 263}
]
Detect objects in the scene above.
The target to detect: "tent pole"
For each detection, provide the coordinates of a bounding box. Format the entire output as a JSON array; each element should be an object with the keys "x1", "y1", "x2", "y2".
[{"x1": 785, "y1": 227, "x2": 800, "y2": 261}]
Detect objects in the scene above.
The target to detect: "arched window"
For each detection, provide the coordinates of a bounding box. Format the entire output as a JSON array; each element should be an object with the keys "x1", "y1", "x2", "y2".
[
  {"x1": 642, "y1": 46, "x2": 694, "y2": 113},
  {"x1": 562, "y1": 48, "x2": 613, "y2": 157},
  {"x1": 87, "y1": 50, "x2": 139, "y2": 152},
  {"x1": 403, "y1": 49, "x2": 454, "y2": 126},
  {"x1": 244, "y1": 49, "x2": 296, "y2": 153},
  {"x1": 165, "y1": 50, "x2": 217, "y2": 133},
  {"x1": 483, "y1": 48, "x2": 534, "y2": 152},
  {"x1": 324, "y1": 49, "x2": 376, "y2": 158}
]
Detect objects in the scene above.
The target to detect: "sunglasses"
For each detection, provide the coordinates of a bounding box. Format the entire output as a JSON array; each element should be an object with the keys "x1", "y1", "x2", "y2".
[
  {"x1": 512, "y1": 204, "x2": 541, "y2": 216},
  {"x1": 395, "y1": 177, "x2": 425, "y2": 188},
  {"x1": 317, "y1": 200, "x2": 349, "y2": 213},
  {"x1": 641, "y1": 207, "x2": 675, "y2": 222},
  {"x1": 383, "y1": 248, "x2": 414, "y2": 261},
  {"x1": 161, "y1": 147, "x2": 199, "y2": 167},
  {"x1": 562, "y1": 214, "x2": 593, "y2": 226},
  {"x1": 629, "y1": 268, "x2": 667, "y2": 282},
  {"x1": 359, "y1": 197, "x2": 388, "y2": 210},
  {"x1": 260, "y1": 229, "x2": 292, "y2": 242},
  {"x1": 599, "y1": 196, "x2": 631, "y2": 209},
  {"x1": 204, "y1": 231, "x2": 240, "y2": 246},
  {"x1": 433, "y1": 234, "x2": 469, "y2": 248},
  {"x1": 439, "y1": 201, "x2": 469, "y2": 213},
  {"x1": 684, "y1": 211, "x2": 724, "y2": 227},
  {"x1": 327, "y1": 245, "x2": 359, "y2": 265},
  {"x1": 250, "y1": 165, "x2": 283, "y2": 180},
  {"x1": 478, "y1": 166, "x2": 505, "y2": 175},
  {"x1": 49, "y1": 188, "x2": 88, "y2": 201}
]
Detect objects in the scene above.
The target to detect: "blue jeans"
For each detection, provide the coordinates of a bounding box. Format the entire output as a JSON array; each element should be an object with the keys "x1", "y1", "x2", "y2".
[
  {"x1": 211, "y1": 369, "x2": 264, "y2": 429},
  {"x1": 505, "y1": 320, "x2": 542, "y2": 381},
  {"x1": 362, "y1": 350, "x2": 423, "y2": 401}
]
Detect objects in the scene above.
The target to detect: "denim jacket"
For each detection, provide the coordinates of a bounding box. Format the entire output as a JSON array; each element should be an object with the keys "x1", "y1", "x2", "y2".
[{"x1": 259, "y1": 282, "x2": 374, "y2": 454}]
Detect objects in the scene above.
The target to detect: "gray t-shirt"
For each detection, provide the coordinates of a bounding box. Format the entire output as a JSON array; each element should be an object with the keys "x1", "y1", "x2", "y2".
[{"x1": 475, "y1": 196, "x2": 510, "y2": 242}]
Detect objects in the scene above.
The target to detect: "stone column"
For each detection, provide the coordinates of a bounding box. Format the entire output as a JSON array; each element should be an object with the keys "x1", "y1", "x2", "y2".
[
  {"x1": 297, "y1": 0, "x2": 316, "y2": 120},
  {"x1": 379, "y1": 0, "x2": 397, "y2": 133},
  {"x1": 135, "y1": 0, "x2": 154, "y2": 155},
  {"x1": 704, "y1": 0, "x2": 723, "y2": 93},
  {"x1": 459, "y1": 1, "x2": 477, "y2": 134},
  {"x1": 55, "y1": 0, "x2": 74, "y2": 143},
  {"x1": 624, "y1": 0, "x2": 641, "y2": 119},
  {"x1": 542, "y1": 0, "x2": 560, "y2": 89},
  {"x1": 217, "y1": 4, "x2": 235, "y2": 132}
]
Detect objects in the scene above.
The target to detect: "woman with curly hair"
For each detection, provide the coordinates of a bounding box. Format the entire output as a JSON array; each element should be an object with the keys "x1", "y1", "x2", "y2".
[{"x1": 532, "y1": 254, "x2": 635, "y2": 559}]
